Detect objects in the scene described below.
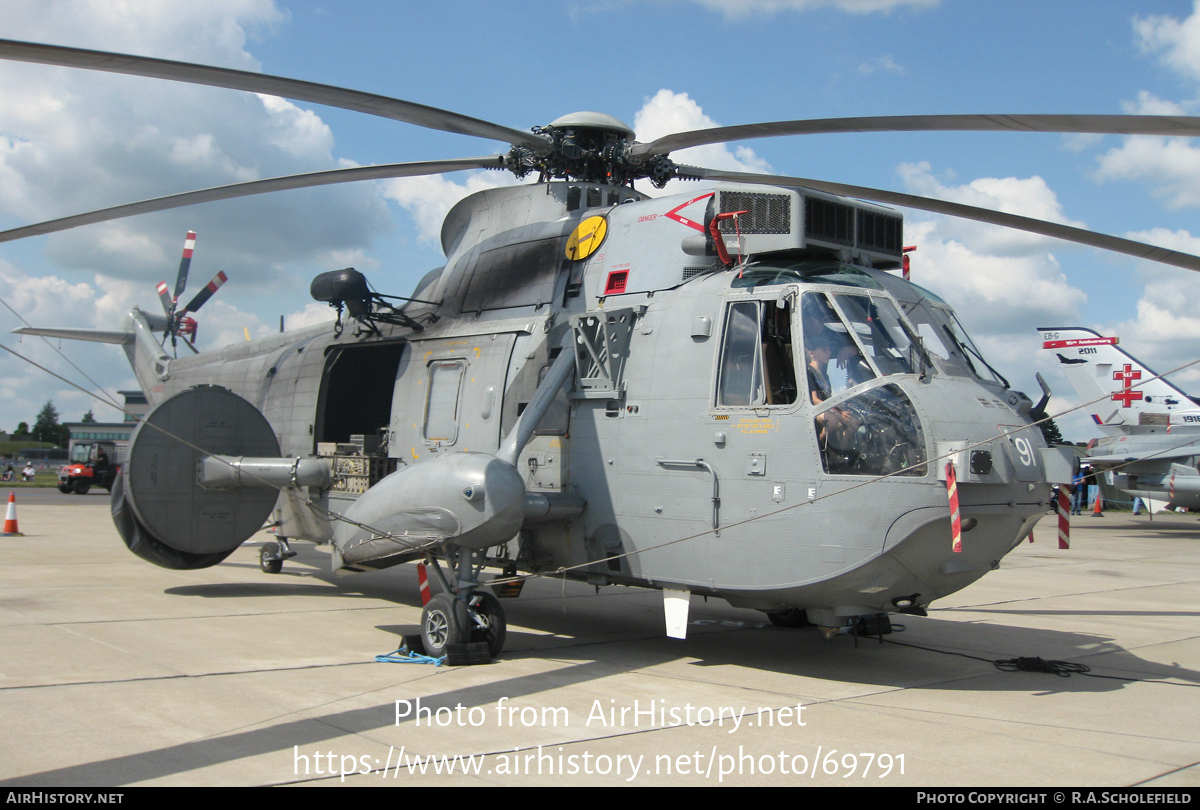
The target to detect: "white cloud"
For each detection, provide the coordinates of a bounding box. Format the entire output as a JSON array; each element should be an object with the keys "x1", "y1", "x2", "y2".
[
  {"x1": 0, "y1": 259, "x2": 135, "y2": 423},
  {"x1": 0, "y1": 260, "x2": 97, "y2": 326},
  {"x1": 0, "y1": 0, "x2": 390, "y2": 280},
  {"x1": 1134, "y1": 1, "x2": 1200, "y2": 83},
  {"x1": 887, "y1": 168, "x2": 1093, "y2": 433},
  {"x1": 1124, "y1": 90, "x2": 1189, "y2": 116},
  {"x1": 1092, "y1": 9, "x2": 1200, "y2": 209},
  {"x1": 0, "y1": 1, "x2": 398, "y2": 429},
  {"x1": 898, "y1": 161, "x2": 1087, "y2": 256},
  {"x1": 167, "y1": 133, "x2": 258, "y2": 181},
  {"x1": 257, "y1": 94, "x2": 337, "y2": 160},
  {"x1": 1103, "y1": 229, "x2": 1200, "y2": 388},
  {"x1": 901, "y1": 219, "x2": 1086, "y2": 336},
  {"x1": 632, "y1": 89, "x2": 772, "y2": 195},
  {"x1": 1095, "y1": 136, "x2": 1200, "y2": 209},
  {"x1": 282, "y1": 302, "x2": 338, "y2": 331},
  {"x1": 380, "y1": 171, "x2": 522, "y2": 245}
]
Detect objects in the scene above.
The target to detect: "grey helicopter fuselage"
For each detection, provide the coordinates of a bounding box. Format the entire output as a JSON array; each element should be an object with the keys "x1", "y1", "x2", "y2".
[{"x1": 119, "y1": 178, "x2": 1067, "y2": 627}]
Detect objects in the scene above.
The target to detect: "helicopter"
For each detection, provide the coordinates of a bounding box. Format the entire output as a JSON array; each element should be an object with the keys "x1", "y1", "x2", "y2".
[{"x1": 4, "y1": 38, "x2": 1200, "y2": 662}]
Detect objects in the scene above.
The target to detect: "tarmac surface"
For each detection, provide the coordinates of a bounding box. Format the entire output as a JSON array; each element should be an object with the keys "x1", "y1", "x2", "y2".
[{"x1": 1, "y1": 494, "x2": 1198, "y2": 787}]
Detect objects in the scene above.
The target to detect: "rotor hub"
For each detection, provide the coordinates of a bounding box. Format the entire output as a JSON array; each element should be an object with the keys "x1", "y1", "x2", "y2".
[{"x1": 505, "y1": 111, "x2": 679, "y2": 187}]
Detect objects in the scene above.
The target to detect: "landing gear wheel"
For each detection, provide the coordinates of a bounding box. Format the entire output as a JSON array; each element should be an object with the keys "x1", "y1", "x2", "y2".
[
  {"x1": 260, "y1": 542, "x2": 283, "y2": 574},
  {"x1": 421, "y1": 594, "x2": 469, "y2": 657},
  {"x1": 469, "y1": 591, "x2": 507, "y2": 659},
  {"x1": 766, "y1": 608, "x2": 809, "y2": 628},
  {"x1": 73, "y1": 479, "x2": 90, "y2": 495}
]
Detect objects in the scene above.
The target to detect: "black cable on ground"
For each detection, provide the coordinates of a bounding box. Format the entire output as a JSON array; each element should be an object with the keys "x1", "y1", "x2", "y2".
[
  {"x1": 994, "y1": 656, "x2": 1089, "y2": 677},
  {"x1": 882, "y1": 637, "x2": 1200, "y2": 687}
]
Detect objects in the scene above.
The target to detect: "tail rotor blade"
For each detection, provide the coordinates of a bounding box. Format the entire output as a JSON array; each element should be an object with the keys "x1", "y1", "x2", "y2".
[
  {"x1": 174, "y1": 231, "x2": 196, "y2": 300},
  {"x1": 156, "y1": 281, "x2": 173, "y2": 317},
  {"x1": 181, "y1": 270, "x2": 227, "y2": 315}
]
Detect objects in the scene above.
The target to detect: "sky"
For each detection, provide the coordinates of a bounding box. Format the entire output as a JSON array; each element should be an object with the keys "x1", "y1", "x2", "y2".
[{"x1": 1, "y1": 0, "x2": 1199, "y2": 442}]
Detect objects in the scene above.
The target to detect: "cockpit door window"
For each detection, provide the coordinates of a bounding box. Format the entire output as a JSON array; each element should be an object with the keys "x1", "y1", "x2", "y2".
[{"x1": 716, "y1": 299, "x2": 798, "y2": 408}]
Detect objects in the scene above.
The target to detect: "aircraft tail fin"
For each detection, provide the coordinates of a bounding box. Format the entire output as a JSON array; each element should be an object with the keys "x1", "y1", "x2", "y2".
[
  {"x1": 11, "y1": 307, "x2": 172, "y2": 405},
  {"x1": 1038, "y1": 327, "x2": 1200, "y2": 432}
]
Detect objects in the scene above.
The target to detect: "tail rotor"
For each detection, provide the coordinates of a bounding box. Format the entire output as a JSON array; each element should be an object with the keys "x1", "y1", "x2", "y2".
[{"x1": 154, "y1": 231, "x2": 226, "y2": 356}]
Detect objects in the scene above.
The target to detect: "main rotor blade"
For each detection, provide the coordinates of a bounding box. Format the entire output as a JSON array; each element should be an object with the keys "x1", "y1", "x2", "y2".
[
  {"x1": 631, "y1": 114, "x2": 1200, "y2": 158},
  {"x1": 688, "y1": 167, "x2": 1200, "y2": 273},
  {"x1": 0, "y1": 39, "x2": 548, "y2": 153},
  {"x1": 0, "y1": 156, "x2": 505, "y2": 244}
]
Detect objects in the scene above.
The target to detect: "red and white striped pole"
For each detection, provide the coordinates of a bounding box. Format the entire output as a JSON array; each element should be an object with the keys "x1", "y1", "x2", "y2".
[
  {"x1": 946, "y1": 461, "x2": 962, "y2": 553},
  {"x1": 902, "y1": 245, "x2": 917, "y2": 281},
  {"x1": 1057, "y1": 486, "x2": 1071, "y2": 549},
  {"x1": 417, "y1": 562, "x2": 431, "y2": 606}
]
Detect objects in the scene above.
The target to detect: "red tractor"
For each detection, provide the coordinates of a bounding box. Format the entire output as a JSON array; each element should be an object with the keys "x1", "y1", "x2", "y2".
[{"x1": 59, "y1": 441, "x2": 123, "y2": 494}]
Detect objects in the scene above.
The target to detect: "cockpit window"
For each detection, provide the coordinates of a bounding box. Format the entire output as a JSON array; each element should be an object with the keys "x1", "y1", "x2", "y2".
[
  {"x1": 900, "y1": 300, "x2": 1006, "y2": 385},
  {"x1": 730, "y1": 259, "x2": 882, "y2": 290},
  {"x1": 801, "y1": 293, "x2": 876, "y2": 400},
  {"x1": 801, "y1": 288, "x2": 921, "y2": 399},
  {"x1": 813, "y1": 384, "x2": 927, "y2": 477},
  {"x1": 831, "y1": 294, "x2": 917, "y2": 376},
  {"x1": 945, "y1": 311, "x2": 1007, "y2": 387},
  {"x1": 716, "y1": 300, "x2": 798, "y2": 407}
]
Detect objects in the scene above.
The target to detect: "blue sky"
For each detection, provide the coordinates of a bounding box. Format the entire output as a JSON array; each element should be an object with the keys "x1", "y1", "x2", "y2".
[{"x1": 2, "y1": 0, "x2": 1199, "y2": 440}]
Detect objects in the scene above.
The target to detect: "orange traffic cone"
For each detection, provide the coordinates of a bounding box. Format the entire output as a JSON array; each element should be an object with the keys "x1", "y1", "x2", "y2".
[
  {"x1": 1091, "y1": 487, "x2": 1104, "y2": 517},
  {"x1": 3, "y1": 492, "x2": 22, "y2": 536}
]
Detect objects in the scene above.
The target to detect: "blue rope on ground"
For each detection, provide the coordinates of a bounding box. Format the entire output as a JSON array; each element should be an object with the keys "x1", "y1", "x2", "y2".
[{"x1": 375, "y1": 645, "x2": 445, "y2": 666}]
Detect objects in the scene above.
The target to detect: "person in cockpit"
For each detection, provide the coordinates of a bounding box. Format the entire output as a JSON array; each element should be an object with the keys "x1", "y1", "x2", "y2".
[{"x1": 807, "y1": 333, "x2": 859, "y2": 455}]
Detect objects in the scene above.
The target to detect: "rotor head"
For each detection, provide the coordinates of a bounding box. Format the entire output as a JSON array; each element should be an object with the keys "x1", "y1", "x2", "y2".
[{"x1": 506, "y1": 111, "x2": 677, "y2": 187}]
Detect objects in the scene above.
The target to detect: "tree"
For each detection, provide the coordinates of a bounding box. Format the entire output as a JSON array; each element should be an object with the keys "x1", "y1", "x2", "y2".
[
  {"x1": 1038, "y1": 417, "x2": 1065, "y2": 446},
  {"x1": 13, "y1": 422, "x2": 29, "y2": 437},
  {"x1": 81, "y1": 410, "x2": 96, "y2": 423},
  {"x1": 32, "y1": 401, "x2": 68, "y2": 446}
]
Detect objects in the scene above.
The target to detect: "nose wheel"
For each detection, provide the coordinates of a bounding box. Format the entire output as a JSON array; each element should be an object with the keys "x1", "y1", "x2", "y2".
[
  {"x1": 421, "y1": 593, "x2": 470, "y2": 656},
  {"x1": 418, "y1": 549, "x2": 509, "y2": 662},
  {"x1": 419, "y1": 590, "x2": 508, "y2": 661}
]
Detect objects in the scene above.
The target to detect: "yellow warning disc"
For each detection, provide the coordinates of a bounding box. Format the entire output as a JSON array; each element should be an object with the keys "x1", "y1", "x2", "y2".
[{"x1": 565, "y1": 215, "x2": 607, "y2": 261}]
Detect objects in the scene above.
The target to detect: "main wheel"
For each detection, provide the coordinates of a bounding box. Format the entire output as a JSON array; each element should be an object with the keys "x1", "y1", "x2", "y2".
[
  {"x1": 73, "y1": 479, "x2": 90, "y2": 495},
  {"x1": 421, "y1": 594, "x2": 469, "y2": 657},
  {"x1": 766, "y1": 608, "x2": 809, "y2": 628},
  {"x1": 469, "y1": 591, "x2": 507, "y2": 659},
  {"x1": 260, "y1": 542, "x2": 283, "y2": 574}
]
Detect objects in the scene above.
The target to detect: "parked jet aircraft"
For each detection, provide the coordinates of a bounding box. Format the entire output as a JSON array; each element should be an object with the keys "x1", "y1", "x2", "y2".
[{"x1": 1039, "y1": 326, "x2": 1200, "y2": 510}]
